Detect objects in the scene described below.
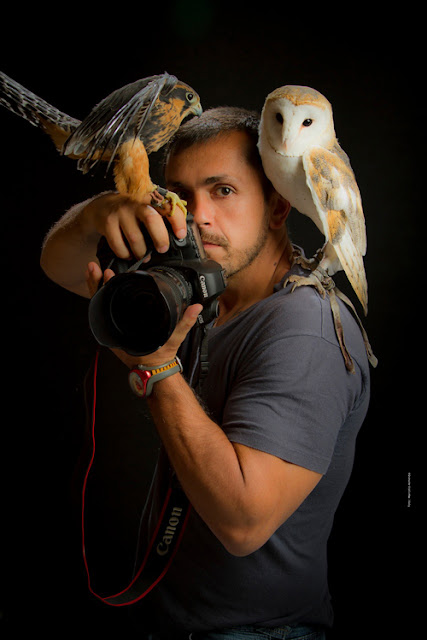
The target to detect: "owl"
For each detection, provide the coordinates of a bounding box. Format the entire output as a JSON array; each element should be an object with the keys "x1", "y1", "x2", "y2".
[{"x1": 258, "y1": 85, "x2": 368, "y2": 316}]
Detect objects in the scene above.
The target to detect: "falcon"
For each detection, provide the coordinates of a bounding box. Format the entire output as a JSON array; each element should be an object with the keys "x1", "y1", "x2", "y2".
[
  {"x1": 258, "y1": 84, "x2": 377, "y2": 370},
  {"x1": 0, "y1": 70, "x2": 202, "y2": 214}
]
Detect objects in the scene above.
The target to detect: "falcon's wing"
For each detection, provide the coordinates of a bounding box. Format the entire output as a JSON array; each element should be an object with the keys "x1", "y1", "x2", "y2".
[
  {"x1": 63, "y1": 73, "x2": 177, "y2": 173},
  {"x1": 303, "y1": 145, "x2": 368, "y2": 313},
  {"x1": 0, "y1": 71, "x2": 80, "y2": 148}
]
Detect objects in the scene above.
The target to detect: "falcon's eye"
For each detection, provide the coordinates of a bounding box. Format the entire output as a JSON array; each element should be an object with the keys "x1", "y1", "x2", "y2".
[
  {"x1": 186, "y1": 92, "x2": 194, "y2": 102},
  {"x1": 276, "y1": 112, "x2": 284, "y2": 124},
  {"x1": 302, "y1": 119, "x2": 313, "y2": 127}
]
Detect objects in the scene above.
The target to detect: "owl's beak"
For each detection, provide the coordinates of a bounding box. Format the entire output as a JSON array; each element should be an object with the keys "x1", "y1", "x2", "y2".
[
  {"x1": 280, "y1": 127, "x2": 296, "y2": 154},
  {"x1": 280, "y1": 135, "x2": 292, "y2": 154},
  {"x1": 280, "y1": 126, "x2": 290, "y2": 152}
]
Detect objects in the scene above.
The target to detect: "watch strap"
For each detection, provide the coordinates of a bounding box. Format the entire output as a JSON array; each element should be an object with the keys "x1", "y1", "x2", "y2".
[{"x1": 129, "y1": 357, "x2": 183, "y2": 397}]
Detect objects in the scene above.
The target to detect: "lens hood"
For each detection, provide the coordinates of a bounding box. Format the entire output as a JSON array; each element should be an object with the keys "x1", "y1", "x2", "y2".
[{"x1": 88, "y1": 268, "x2": 190, "y2": 356}]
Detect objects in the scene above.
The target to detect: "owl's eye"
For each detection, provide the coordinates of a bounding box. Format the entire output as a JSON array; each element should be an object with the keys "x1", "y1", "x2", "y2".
[
  {"x1": 276, "y1": 112, "x2": 284, "y2": 124},
  {"x1": 302, "y1": 119, "x2": 313, "y2": 127},
  {"x1": 186, "y1": 92, "x2": 194, "y2": 102}
]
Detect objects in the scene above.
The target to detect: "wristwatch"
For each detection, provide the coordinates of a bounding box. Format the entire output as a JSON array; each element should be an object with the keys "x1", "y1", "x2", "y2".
[{"x1": 128, "y1": 357, "x2": 183, "y2": 398}]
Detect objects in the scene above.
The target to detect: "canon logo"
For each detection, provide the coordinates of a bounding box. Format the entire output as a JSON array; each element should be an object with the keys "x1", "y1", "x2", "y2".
[
  {"x1": 156, "y1": 506, "x2": 183, "y2": 556},
  {"x1": 199, "y1": 274, "x2": 208, "y2": 298}
]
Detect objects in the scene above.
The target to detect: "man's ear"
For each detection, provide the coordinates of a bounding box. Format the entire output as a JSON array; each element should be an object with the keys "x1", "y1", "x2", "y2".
[{"x1": 269, "y1": 194, "x2": 291, "y2": 229}]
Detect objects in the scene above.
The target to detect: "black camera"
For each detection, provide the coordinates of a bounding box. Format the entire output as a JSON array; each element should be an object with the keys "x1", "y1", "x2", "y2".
[{"x1": 88, "y1": 213, "x2": 226, "y2": 356}]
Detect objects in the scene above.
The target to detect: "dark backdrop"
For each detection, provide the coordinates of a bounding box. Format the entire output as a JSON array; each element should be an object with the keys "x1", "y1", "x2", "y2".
[{"x1": 1, "y1": 7, "x2": 419, "y2": 638}]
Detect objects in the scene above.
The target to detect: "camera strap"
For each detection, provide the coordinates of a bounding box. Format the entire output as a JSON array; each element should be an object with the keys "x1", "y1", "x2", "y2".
[
  {"x1": 81, "y1": 323, "x2": 210, "y2": 606},
  {"x1": 197, "y1": 327, "x2": 210, "y2": 394},
  {"x1": 81, "y1": 349, "x2": 192, "y2": 607}
]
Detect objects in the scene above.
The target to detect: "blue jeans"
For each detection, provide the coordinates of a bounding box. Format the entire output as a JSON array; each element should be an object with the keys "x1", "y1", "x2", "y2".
[
  {"x1": 149, "y1": 625, "x2": 326, "y2": 639},
  {"x1": 191, "y1": 627, "x2": 325, "y2": 639}
]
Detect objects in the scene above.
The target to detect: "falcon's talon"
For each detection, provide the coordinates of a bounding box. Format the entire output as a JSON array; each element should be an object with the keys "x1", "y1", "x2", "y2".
[
  {"x1": 161, "y1": 190, "x2": 188, "y2": 218},
  {"x1": 150, "y1": 186, "x2": 166, "y2": 206}
]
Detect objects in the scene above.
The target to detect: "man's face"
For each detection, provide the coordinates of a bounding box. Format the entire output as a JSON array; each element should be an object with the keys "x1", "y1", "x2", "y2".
[{"x1": 165, "y1": 131, "x2": 272, "y2": 280}]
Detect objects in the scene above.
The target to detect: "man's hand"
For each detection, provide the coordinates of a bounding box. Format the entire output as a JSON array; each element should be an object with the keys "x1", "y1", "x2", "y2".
[
  {"x1": 85, "y1": 260, "x2": 203, "y2": 369},
  {"x1": 84, "y1": 192, "x2": 188, "y2": 261}
]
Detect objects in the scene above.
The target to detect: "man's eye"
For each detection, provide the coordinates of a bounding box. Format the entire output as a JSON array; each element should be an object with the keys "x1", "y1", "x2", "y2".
[{"x1": 216, "y1": 186, "x2": 233, "y2": 196}]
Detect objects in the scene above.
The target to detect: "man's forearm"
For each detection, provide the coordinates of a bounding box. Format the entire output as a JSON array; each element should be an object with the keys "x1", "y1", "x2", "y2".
[
  {"x1": 147, "y1": 372, "x2": 252, "y2": 555},
  {"x1": 40, "y1": 195, "x2": 104, "y2": 297}
]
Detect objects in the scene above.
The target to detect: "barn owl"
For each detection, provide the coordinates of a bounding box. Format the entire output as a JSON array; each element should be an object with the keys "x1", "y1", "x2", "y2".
[{"x1": 258, "y1": 85, "x2": 377, "y2": 370}]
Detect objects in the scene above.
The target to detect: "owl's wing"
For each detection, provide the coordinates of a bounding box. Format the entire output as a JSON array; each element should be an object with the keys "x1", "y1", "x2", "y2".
[
  {"x1": 63, "y1": 73, "x2": 177, "y2": 173},
  {"x1": 302, "y1": 145, "x2": 368, "y2": 313}
]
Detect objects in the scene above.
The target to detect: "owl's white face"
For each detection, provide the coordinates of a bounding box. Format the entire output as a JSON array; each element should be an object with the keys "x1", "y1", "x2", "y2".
[{"x1": 260, "y1": 97, "x2": 334, "y2": 157}]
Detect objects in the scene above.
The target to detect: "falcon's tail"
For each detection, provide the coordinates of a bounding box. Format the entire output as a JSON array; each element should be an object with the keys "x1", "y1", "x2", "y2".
[{"x1": 0, "y1": 71, "x2": 80, "y2": 150}]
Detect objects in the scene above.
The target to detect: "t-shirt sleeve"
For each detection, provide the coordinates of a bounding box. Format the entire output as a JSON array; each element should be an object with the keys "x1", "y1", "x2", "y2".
[{"x1": 221, "y1": 315, "x2": 360, "y2": 475}]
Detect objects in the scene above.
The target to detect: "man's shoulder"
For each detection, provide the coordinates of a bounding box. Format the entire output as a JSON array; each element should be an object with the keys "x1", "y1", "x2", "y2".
[
  {"x1": 266, "y1": 282, "x2": 370, "y2": 374},
  {"x1": 267, "y1": 281, "x2": 325, "y2": 334},
  {"x1": 231, "y1": 280, "x2": 368, "y2": 372}
]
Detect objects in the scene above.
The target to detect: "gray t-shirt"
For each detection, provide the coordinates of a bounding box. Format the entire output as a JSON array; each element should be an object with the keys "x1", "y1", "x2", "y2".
[{"x1": 139, "y1": 266, "x2": 370, "y2": 633}]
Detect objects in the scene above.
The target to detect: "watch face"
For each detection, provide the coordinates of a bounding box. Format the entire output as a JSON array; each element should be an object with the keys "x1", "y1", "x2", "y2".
[{"x1": 128, "y1": 369, "x2": 151, "y2": 397}]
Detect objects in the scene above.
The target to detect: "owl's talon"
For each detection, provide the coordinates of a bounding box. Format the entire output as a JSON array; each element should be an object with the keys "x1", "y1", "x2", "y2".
[
  {"x1": 284, "y1": 269, "x2": 330, "y2": 298},
  {"x1": 291, "y1": 247, "x2": 324, "y2": 272}
]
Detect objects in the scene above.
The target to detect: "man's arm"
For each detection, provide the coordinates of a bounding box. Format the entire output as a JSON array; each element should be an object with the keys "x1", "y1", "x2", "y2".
[
  {"x1": 147, "y1": 371, "x2": 322, "y2": 557},
  {"x1": 40, "y1": 192, "x2": 188, "y2": 297}
]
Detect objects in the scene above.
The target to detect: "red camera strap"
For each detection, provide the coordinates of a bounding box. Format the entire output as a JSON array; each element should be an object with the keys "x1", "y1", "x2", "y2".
[{"x1": 81, "y1": 350, "x2": 191, "y2": 606}]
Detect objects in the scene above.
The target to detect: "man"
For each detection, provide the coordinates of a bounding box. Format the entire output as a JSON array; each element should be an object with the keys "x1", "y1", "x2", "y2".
[{"x1": 40, "y1": 107, "x2": 370, "y2": 639}]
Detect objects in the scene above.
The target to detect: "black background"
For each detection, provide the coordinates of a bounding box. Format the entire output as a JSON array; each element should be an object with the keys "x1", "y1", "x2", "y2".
[{"x1": 1, "y1": 5, "x2": 419, "y2": 638}]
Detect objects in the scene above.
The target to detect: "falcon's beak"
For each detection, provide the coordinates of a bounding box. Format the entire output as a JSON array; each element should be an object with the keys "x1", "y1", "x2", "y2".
[{"x1": 192, "y1": 101, "x2": 203, "y2": 117}]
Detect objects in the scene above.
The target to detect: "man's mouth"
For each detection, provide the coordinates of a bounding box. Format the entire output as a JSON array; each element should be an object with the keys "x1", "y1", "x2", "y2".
[{"x1": 200, "y1": 234, "x2": 227, "y2": 249}]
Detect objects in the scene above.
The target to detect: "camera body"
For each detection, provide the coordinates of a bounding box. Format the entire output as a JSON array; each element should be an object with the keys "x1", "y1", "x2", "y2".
[{"x1": 88, "y1": 213, "x2": 226, "y2": 356}]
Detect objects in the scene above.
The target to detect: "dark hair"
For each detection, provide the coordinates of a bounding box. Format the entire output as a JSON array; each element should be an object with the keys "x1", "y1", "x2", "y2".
[{"x1": 163, "y1": 106, "x2": 274, "y2": 198}]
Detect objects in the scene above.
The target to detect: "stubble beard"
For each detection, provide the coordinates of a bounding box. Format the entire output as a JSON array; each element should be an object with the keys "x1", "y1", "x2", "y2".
[{"x1": 199, "y1": 214, "x2": 270, "y2": 279}]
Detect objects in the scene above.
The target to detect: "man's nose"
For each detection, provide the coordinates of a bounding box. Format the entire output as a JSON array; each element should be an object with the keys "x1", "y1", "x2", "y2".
[{"x1": 190, "y1": 193, "x2": 214, "y2": 226}]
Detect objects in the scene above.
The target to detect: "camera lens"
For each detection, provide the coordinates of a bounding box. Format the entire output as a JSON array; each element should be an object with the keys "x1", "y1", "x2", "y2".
[
  {"x1": 109, "y1": 277, "x2": 170, "y2": 346},
  {"x1": 89, "y1": 268, "x2": 192, "y2": 355}
]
